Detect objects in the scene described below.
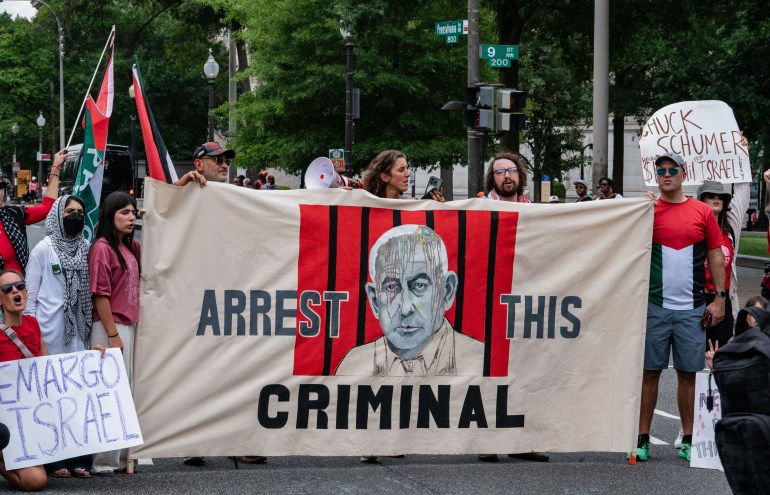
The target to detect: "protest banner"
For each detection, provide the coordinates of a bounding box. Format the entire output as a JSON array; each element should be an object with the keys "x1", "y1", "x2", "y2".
[
  {"x1": 0, "y1": 349, "x2": 142, "y2": 470},
  {"x1": 132, "y1": 181, "x2": 653, "y2": 458},
  {"x1": 691, "y1": 371, "x2": 723, "y2": 471},
  {"x1": 639, "y1": 100, "x2": 751, "y2": 186}
]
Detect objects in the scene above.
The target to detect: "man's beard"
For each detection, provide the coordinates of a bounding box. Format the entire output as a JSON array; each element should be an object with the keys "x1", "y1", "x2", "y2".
[{"x1": 494, "y1": 180, "x2": 518, "y2": 198}]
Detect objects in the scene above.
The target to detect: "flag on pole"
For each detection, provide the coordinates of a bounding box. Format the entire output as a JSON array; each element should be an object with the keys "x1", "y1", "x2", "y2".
[
  {"x1": 73, "y1": 28, "x2": 115, "y2": 244},
  {"x1": 132, "y1": 61, "x2": 178, "y2": 183},
  {"x1": 73, "y1": 97, "x2": 109, "y2": 244}
]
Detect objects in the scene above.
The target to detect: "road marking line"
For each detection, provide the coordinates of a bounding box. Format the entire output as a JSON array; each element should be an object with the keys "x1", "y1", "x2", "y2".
[
  {"x1": 137, "y1": 458, "x2": 154, "y2": 465},
  {"x1": 654, "y1": 409, "x2": 680, "y2": 420},
  {"x1": 650, "y1": 436, "x2": 668, "y2": 445}
]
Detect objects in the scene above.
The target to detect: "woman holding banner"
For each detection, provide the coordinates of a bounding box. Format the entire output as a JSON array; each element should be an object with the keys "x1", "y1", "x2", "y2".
[
  {"x1": 0, "y1": 149, "x2": 64, "y2": 275},
  {"x1": 362, "y1": 150, "x2": 411, "y2": 199},
  {"x1": 0, "y1": 269, "x2": 49, "y2": 490},
  {"x1": 25, "y1": 195, "x2": 93, "y2": 478},
  {"x1": 88, "y1": 192, "x2": 141, "y2": 476}
]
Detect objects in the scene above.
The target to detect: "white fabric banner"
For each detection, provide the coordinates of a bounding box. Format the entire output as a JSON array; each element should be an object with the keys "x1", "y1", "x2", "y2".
[
  {"x1": 132, "y1": 180, "x2": 654, "y2": 458},
  {"x1": 639, "y1": 100, "x2": 751, "y2": 186},
  {"x1": 691, "y1": 371, "x2": 723, "y2": 471},
  {"x1": 0, "y1": 349, "x2": 142, "y2": 469}
]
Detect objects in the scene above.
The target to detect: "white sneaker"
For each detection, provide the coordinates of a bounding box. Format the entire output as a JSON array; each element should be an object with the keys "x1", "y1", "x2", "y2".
[{"x1": 674, "y1": 429, "x2": 683, "y2": 449}]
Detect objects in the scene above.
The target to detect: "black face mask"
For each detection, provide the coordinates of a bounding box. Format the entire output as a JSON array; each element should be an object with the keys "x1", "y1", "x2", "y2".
[{"x1": 62, "y1": 212, "x2": 85, "y2": 236}]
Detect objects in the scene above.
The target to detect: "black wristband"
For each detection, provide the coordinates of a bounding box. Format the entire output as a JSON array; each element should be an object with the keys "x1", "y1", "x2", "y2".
[{"x1": 108, "y1": 333, "x2": 119, "y2": 338}]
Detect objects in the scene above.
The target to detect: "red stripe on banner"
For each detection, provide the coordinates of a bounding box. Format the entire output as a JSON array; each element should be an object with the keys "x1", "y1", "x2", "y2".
[
  {"x1": 432, "y1": 210, "x2": 459, "y2": 326},
  {"x1": 364, "y1": 208, "x2": 397, "y2": 344},
  {"x1": 399, "y1": 210, "x2": 427, "y2": 226},
  {"x1": 489, "y1": 212, "x2": 519, "y2": 376},
  {"x1": 460, "y1": 211, "x2": 492, "y2": 342},
  {"x1": 329, "y1": 206, "x2": 363, "y2": 375},
  {"x1": 294, "y1": 205, "x2": 331, "y2": 375}
]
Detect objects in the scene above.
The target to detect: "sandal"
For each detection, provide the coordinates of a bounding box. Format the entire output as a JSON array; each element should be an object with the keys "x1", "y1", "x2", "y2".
[
  {"x1": 72, "y1": 468, "x2": 92, "y2": 478},
  {"x1": 49, "y1": 468, "x2": 71, "y2": 478}
]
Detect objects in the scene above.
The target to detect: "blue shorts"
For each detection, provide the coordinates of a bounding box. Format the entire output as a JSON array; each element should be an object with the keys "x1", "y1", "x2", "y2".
[{"x1": 644, "y1": 303, "x2": 706, "y2": 372}]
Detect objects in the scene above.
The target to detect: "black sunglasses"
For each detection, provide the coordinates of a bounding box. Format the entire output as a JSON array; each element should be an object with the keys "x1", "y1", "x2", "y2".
[
  {"x1": 702, "y1": 193, "x2": 721, "y2": 200},
  {"x1": 0, "y1": 281, "x2": 26, "y2": 294},
  {"x1": 203, "y1": 156, "x2": 230, "y2": 165}
]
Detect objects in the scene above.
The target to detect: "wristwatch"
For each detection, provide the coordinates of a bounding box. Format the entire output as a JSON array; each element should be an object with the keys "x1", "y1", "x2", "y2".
[{"x1": 714, "y1": 291, "x2": 728, "y2": 298}]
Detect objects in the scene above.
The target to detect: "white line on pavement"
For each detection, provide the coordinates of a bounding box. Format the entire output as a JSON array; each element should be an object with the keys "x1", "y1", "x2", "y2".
[
  {"x1": 650, "y1": 436, "x2": 668, "y2": 445},
  {"x1": 654, "y1": 408, "x2": 680, "y2": 420}
]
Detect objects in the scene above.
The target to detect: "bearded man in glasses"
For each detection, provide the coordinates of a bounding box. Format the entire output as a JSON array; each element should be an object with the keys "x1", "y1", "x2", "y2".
[
  {"x1": 483, "y1": 151, "x2": 531, "y2": 203},
  {"x1": 173, "y1": 142, "x2": 236, "y2": 187},
  {"x1": 632, "y1": 151, "x2": 726, "y2": 464}
]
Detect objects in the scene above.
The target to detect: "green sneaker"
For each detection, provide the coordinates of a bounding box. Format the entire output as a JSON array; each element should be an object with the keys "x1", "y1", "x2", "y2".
[
  {"x1": 679, "y1": 442, "x2": 691, "y2": 461},
  {"x1": 627, "y1": 440, "x2": 650, "y2": 461}
]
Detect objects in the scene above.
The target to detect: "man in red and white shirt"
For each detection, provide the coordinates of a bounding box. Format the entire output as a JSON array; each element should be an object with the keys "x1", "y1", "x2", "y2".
[{"x1": 484, "y1": 151, "x2": 531, "y2": 203}]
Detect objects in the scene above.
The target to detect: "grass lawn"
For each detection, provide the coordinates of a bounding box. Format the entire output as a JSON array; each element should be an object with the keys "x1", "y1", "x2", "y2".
[{"x1": 739, "y1": 236, "x2": 770, "y2": 258}]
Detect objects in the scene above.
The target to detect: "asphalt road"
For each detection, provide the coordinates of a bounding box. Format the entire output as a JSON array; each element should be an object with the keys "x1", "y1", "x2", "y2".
[{"x1": 14, "y1": 225, "x2": 751, "y2": 494}]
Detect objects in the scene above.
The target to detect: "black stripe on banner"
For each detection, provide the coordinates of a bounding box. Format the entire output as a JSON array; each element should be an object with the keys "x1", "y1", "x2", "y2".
[
  {"x1": 393, "y1": 209, "x2": 402, "y2": 227},
  {"x1": 425, "y1": 210, "x2": 435, "y2": 230},
  {"x1": 356, "y1": 208, "x2": 370, "y2": 346},
  {"x1": 322, "y1": 206, "x2": 338, "y2": 376},
  {"x1": 454, "y1": 211, "x2": 467, "y2": 332},
  {"x1": 483, "y1": 211, "x2": 499, "y2": 377}
]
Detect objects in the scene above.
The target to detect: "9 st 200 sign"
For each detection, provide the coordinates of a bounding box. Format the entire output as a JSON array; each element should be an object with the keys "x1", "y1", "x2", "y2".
[{"x1": 480, "y1": 45, "x2": 519, "y2": 68}]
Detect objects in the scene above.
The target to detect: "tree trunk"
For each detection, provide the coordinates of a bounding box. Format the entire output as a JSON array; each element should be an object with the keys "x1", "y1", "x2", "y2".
[{"x1": 441, "y1": 161, "x2": 454, "y2": 201}]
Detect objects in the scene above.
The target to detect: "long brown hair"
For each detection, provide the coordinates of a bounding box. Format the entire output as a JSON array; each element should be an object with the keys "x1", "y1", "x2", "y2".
[
  {"x1": 362, "y1": 150, "x2": 406, "y2": 198},
  {"x1": 484, "y1": 151, "x2": 528, "y2": 196}
]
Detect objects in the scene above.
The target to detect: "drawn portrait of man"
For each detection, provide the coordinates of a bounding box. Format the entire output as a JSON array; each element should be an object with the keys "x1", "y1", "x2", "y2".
[{"x1": 335, "y1": 224, "x2": 484, "y2": 376}]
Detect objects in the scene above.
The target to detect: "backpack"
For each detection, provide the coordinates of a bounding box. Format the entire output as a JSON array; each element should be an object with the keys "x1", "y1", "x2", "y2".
[
  {"x1": 712, "y1": 306, "x2": 770, "y2": 494},
  {"x1": 715, "y1": 414, "x2": 770, "y2": 495}
]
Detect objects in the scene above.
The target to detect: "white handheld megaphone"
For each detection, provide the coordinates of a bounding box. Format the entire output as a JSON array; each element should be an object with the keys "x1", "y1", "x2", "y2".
[{"x1": 305, "y1": 157, "x2": 349, "y2": 189}]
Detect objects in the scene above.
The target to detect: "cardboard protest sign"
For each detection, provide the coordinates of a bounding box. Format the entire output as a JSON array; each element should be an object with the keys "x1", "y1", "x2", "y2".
[
  {"x1": 132, "y1": 181, "x2": 653, "y2": 458},
  {"x1": 691, "y1": 371, "x2": 723, "y2": 471},
  {"x1": 0, "y1": 349, "x2": 142, "y2": 469},
  {"x1": 639, "y1": 100, "x2": 751, "y2": 186}
]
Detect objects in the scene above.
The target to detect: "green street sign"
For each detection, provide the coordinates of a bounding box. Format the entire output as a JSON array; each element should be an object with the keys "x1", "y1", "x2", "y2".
[
  {"x1": 329, "y1": 149, "x2": 344, "y2": 159},
  {"x1": 445, "y1": 34, "x2": 459, "y2": 44},
  {"x1": 480, "y1": 44, "x2": 519, "y2": 60},
  {"x1": 435, "y1": 20, "x2": 463, "y2": 37}
]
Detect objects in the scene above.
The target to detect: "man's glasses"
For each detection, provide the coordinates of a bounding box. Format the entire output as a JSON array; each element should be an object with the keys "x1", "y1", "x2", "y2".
[
  {"x1": 494, "y1": 167, "x2": 517, "y2": 176},
  {"x1": 656, "y1": 167, "x2": 679, "y2": 176},
  {"x1": 576, "y1": 185, "x2": 586, "y2": 189},
  {"x1": 0, "y1": 281, "x2": 26, "y2": 294},
  {"x1": 599, "y1": 182, "x2": 609, "y2": 187},
  {"x1": 203, "y1": 156, "x2": 230, "y2": 165}
]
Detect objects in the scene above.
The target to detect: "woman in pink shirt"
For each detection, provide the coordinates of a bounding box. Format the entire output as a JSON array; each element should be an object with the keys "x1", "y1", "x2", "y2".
[{"x1": 87, "y1": 192, "x2": 140, "y2": 476}]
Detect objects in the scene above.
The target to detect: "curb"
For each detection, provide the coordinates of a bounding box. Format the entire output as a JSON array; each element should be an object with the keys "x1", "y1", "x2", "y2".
[{"x1": 737, "y1": 255, "x2": 769, "y2": 270}]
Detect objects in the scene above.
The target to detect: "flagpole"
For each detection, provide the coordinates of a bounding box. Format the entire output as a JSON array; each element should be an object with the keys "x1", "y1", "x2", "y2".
[{"x1": 65, "y1": 25, "x2": 116, "y2": 149}]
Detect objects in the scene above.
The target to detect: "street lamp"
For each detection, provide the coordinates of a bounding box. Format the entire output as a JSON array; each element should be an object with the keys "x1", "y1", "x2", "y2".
[
  {"x1": 37, "y1": 112, "x2": 45, "y2": 203},
  {"x1": 128, "y1": 83, "x2": 138, "y2": 198},
  {"x1": 340, "y1": 23, "x2": 354, "y2": 175},
  {"x1": 581, "y1": 143, "x2": 593, "y2": 180},
  {"x1": 203, "y1": 49, "x2": 219, "y2": 142},
  {"x1": 29, "y1": 0, "x2": 65, "y2": 149}
]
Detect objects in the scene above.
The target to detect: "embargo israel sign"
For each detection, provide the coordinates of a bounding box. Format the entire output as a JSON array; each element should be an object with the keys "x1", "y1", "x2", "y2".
[
  {"x1": 0, "y1": 349, "x2": 142, "y2": 469},
  {"x1": 639, "y1": 100, "x2": 751, "y2": 186}
]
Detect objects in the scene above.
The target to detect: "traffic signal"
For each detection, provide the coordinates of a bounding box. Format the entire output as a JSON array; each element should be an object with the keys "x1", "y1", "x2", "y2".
[
  {"x1": 496, "y1": 89, "x2": 526, "y2": 132},
  {"x1": 463, "y1": 86, "x2": 495, "y2": 130}
]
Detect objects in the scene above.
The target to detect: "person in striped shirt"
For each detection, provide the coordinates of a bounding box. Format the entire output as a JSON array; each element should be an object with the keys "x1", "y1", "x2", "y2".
[{"x1": 633, "y1": 152, "x2": 726, "y2": 463}]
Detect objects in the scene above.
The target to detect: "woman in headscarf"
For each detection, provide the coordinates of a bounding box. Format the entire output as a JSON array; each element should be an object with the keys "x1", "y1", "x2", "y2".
[
  {"x1": 24, "y1": 194, "x2": 92, "y2": 478},
  {"x1": 0, "y1": 149, "x2": 64, "y2": 274}
]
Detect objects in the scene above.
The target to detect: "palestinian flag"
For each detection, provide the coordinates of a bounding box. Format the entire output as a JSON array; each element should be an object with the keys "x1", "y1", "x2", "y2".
[
  {"x1": 132, "y1": 61, "x2": 178, "y2": 183},
  {"x1": 72, "y1": 97, "x2": 108, "y2": 244}
]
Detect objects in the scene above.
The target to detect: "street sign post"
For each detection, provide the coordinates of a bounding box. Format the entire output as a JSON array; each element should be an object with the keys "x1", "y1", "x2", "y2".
[{"x1": 480, "y1": 44, "x2": 519, "y2": 68}]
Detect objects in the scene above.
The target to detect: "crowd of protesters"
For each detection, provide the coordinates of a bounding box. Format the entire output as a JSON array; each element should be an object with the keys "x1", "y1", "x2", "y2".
[{"x1": 0, "y1": 138, "x2": 766, "y2": 490}]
